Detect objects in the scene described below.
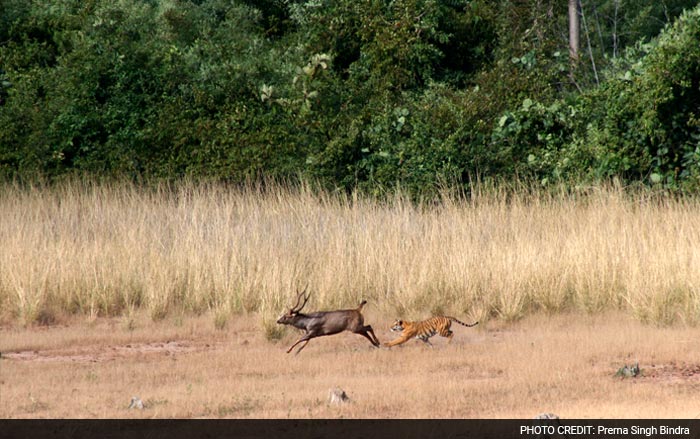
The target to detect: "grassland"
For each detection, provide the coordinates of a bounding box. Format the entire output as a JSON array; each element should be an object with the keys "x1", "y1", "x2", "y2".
[
  {"x1": 1, "y1": 180, "x2": 700, "y2": 328},
  {"x1": 2, "y1": 180, "x2": 700, "y2": 418}
]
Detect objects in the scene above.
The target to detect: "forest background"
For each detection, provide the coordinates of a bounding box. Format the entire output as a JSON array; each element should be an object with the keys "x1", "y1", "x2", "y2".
[{"x1": 1, "y1": 0, "x2": 700, "y2": 196}]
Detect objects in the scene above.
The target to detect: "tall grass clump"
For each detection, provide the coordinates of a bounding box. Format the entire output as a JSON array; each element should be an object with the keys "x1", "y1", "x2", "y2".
[{"x1": 1, "y1": 179, "x2": 699, "y2": 326}]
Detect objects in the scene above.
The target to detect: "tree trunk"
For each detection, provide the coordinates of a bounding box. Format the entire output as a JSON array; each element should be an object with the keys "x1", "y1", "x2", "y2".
[{"x1": 569, "y1": 0, "x2": 580, "y2": 61}]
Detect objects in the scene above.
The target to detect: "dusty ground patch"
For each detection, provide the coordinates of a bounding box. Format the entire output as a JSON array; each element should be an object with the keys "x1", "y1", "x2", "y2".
[
  {"x1": 642, "y1": 362, "x2": 700, "y2": 383},
  {"x1": 2, "y1": 340, "x2": 216, "y2": 363},
  {"x1": 2, "y1": 312, "x2": 700, "y2": 418}
]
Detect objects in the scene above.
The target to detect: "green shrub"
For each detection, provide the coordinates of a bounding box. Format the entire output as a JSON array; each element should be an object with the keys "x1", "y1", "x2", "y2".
[{"x1": 578, "y1": 7, "x2": 700, "y2": 188}]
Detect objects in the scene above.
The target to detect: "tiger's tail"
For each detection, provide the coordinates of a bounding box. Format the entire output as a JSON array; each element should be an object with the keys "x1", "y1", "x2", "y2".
[{"x1": 447, "y1": 316, "x2": 478, "y2": 327}]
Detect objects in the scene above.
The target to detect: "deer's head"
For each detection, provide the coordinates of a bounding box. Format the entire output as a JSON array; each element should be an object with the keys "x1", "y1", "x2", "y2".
[{"x1": 277, "y1": 286, "x2": 310, "y2": 325}]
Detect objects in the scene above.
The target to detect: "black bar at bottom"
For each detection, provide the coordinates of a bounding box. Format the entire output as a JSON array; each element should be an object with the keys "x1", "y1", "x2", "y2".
[{"x1": 2, "y1": 419, "x2": 699, "y2": 439}]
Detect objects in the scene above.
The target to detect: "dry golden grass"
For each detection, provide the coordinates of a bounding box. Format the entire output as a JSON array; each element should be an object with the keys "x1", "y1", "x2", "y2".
[
  {"x1": 3, "y1": 312, "x2": 700, "y2": 418},
  {"x1": 1, "y1": 180, "x2": 700, "y2": 328},
  {"x1": 3, "y1": 181, "x2": 700, "y2": 419}
]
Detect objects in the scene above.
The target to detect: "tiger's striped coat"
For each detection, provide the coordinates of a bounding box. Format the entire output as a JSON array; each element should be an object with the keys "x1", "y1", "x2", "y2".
[{"x1": 385, "y1": 316, "x2": 478, "y2": 347}]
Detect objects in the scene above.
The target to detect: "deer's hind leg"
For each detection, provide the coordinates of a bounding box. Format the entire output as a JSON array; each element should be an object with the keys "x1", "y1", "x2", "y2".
[
  {"x1": 354, "y1": 325, "x2": 380, "y2": 347},
  {"x1": 364, "y1": 325, "x2": 381, "y2": 346}
]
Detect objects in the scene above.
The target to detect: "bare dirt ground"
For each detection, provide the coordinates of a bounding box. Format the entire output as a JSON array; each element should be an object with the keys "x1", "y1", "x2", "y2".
[
  {"x1": 3, "y1": 340, "x2": 218, "y2": 363},
  {"x1": 2, "y1": 312, "x2": 700, "y2": 418}
]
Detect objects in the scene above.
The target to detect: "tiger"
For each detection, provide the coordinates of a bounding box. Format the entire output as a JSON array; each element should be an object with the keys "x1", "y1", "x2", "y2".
[{"x1": 384, "y1": 316, "x2": 478, "y2": 347}]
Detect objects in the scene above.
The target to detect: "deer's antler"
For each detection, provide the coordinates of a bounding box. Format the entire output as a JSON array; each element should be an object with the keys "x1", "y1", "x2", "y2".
[{"x1": 291, "y1": 284, "x2": 310, "y2": 313}]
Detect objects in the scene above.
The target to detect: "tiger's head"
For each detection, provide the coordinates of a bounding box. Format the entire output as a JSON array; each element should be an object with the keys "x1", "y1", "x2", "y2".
[{"x1": 390, "y1": 320, "x2": 405, "y2": 332}]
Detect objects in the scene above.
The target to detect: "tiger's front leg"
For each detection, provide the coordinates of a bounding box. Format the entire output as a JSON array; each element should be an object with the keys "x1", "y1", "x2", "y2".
[{"x1": 384, "y1": 335, "x2": 410, "y2": 347}]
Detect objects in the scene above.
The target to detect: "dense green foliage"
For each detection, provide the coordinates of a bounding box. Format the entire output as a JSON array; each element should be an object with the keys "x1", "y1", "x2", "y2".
[{"x1": 1, "y1": 0, "x2": 699, "y2": 194}]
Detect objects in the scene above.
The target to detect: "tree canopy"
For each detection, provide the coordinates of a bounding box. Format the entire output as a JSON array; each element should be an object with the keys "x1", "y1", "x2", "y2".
[{"x1": 1, "y1": 0, "x2": 699, "y2": 195}]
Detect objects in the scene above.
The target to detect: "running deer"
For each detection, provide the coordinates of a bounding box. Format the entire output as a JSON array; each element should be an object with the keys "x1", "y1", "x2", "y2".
[{"x1": 276, "y1": 287, "x2": 381, "y2": 354}]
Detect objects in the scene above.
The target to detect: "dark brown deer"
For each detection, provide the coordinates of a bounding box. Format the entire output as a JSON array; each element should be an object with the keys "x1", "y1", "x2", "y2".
[{"x1": 276, "y1": 287, "x2": 381, "y2": 354}]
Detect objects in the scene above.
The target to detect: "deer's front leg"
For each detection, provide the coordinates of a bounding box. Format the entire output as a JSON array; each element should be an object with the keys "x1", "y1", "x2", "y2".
[{"x1": 286, "y1": 329, "x2": 318, "y2": 354}]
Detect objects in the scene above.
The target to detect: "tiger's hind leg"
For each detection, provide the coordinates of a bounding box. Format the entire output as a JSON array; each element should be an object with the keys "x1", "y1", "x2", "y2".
[
  {"x1": 418, "y1": 335, "x2": 434, "y2": 347},
  {"x1": 438, "y1": 326, "x2": 454, "y2": 343}
]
